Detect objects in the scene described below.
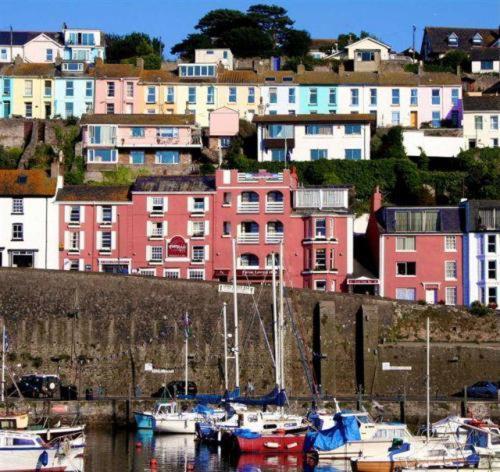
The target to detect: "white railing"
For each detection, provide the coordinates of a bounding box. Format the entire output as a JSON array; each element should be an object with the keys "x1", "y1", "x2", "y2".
[
  {"x1": 265, "y1": 232, "x2": 284, "y2": 244},
  {"x1": 150, "y1": 229, "x2": 163, "y2": 238},
  {"x1": 265, "y1": 201, "x2": 284, "y2": 213},
  {"x1": 238, "y1": 202, "x2": 259, "y2": 213},
  {"x1": 237, "y1": 173, "x2": 258, "y2": 183},
  {"x1": 237, "y1": 233, "x2": 259, "y2": 244},
  {"x1": 237, "y1": 172, "x2": 284, "y2": 183},
  {"x1": 293, "y1": 189, "x2": 348, "y2": 209}
]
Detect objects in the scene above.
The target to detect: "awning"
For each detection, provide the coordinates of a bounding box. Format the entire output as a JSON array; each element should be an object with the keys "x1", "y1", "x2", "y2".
[{"x1": 347, "y1": 277, "x2": 380, "y2": 285}]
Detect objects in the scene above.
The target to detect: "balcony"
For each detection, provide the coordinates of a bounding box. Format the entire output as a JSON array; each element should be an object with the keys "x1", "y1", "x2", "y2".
[
  {"x1": 238, "y1": 202, "x2": 259, "y2": 213},
  {"x1": 265, "y1": 201, "x2": 284, "y2": 213},
  {"x1": 237, "y1": 233, "x2": 259, "y2": 244},
  {"x1": 293, "y1": 189, "x2": 348, "y2": 210},
  {"x1": 237, "y1": 172, "x2": 284, "y2": 183},
  {"x1": 120, "y1": 135, "x2": 202, "y2": 148},
  {"x1": 265, "y1": 232, "x2": 284, "y2": 244}
]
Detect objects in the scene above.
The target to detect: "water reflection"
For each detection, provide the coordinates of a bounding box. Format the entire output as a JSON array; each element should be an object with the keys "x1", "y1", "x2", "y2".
[{"x1": 75, "y1": 430, "x2": 352, "y2": 472}]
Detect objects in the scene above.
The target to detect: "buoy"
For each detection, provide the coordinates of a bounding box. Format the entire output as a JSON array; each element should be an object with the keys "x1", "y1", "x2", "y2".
[
  {"x1": 150, "y1": 458, "x2": 158, "y2": 469},
  {"x1": 187, "y1": 463, "x2": 195, "y2": 471},
  {"x1": 135, "y1": 442, "x2": 142, "y2": 449}
]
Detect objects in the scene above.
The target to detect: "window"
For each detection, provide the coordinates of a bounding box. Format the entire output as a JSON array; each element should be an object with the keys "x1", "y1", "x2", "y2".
[
  {"x1": 146, "y1": 86, "x2": 156, "y2": 103},
  {"x1": 345, "y1": 124, "x2": 361, "y2": 135},
  {"x1": 44, "y1": 80, "x2": 51, "y2": 97},
  {"x1": 451, "y1": 89, "x2": 459, "y2": 107},
  {"x1": 0, "y1": 49, "x2": 6, "y2": 60},
  {"x1": 101, "y1": 232, "x2": 112, "y2": 251},
  {"x1": 138, "y1": 269, "x2": 156, "y2": 277},
  {"x1": 229, "y1": 87, "x2": 237, "y2": 103},
  {"x1": 395, "y1": 210, "x2": 439, "y2": 232},
  {"x1": 188, "y1": 87, "x2": 196, "y2": 104},
  {"x1": 271, "y1": 149, "x2": 285, "y2": 162},
  {"x1": 151, "y1": 197, "x2": 164, "y2": 213},
  {"x1": 472, "y1": 33, "x2": 483, "y2": 45},
  {"x1": 85, "y1": 81, "x2": 93, "y2": 97},
  {"x1": 69, "y1": 260, "x2": 80, "y2": 271},
  {"x1": 487, "y1": 235, "x2": 496, "y2": 253},
  {"x1": 69, "y1": 232, "x2": 80, "y2": 251},
  {"x1": 309, "y1": 88, "x2": 317, "y2": 105},
  {"x1": 478, "y1": 208, "x2": 500, "y2": 230},
  {"x1": 481, "y1": 60, "x2": 494, "y2": 71},
  {"x1": 392, "y1": 111, "x2": 400, "y2": 125},
  {"x1": 223, "y1": 192, "x2": 231, "y2": 206},
  {"x1": 179, "y1": 64, "x2": 215, "y2": 77},
  {"x1": 12, "y1": 198, "x2": 23, "y2": 215},
  {"x1": 491, "y1": 116, "x2": 498, "y2": 130},
  {"x1": 474, "y1": 115, "x2": 483, "y2": 130},
  {"x1": 396, "y1": 288, "x2": 416, "y2": 301},
  {"x1": 329, "y1": 88, "x2": 336, "y2": 105},
  {"x1": 87, "y1": 149, "x2": 117, "y2": 163},
  {"x1": 25, "y1": 103, "x2": 32, "y2": 118},
  {"x1": 432, "y1": 111, "x2": 441, "y2": 128},
  {"x1": 223, "y1": 221, "x2": 231, "y2": 236},
  {"x1": 370, "y1": 88, "x2": 377, "y2": 106},
  {"x1": 12, "y1": 223, "x2": 23, "y2": 241},
  {"x1": 164, "y1": 269, "x2": 180, "y2": 279},
  {"x1": 358, "y1": 51, "x2": 375, "y2": 61},
  {"x1": 220, "y1": 137, "x2": 231, "y2": 148},
  {"x1": 166, "y1": 86, "x2": 175, "y2": 103},
  {"x1": 24, "y1": 80, "x2": 33, "y2": 97},
  {"x1": 315, "y1": 219, "x2": 326, "y2": 238},
  {"x1": 131, "y1": 127, "x2": 145, "y2": 137},
  {"x1": 86, "y1": 102, "x2": 92, "y2": 112},
  {"x1": 445, "y1": 235, "x2": 457, "y2": 251},
  {"x1": 289, "y1": 88, "x2": 296, "y2": 104},
  {"x1": 397, "y1": 262, "x2": 416, "y2": 276},
  {"x1": 149, "y1": 221, "x2": 163, "y2": 238},
  {"x1": 106, "y1": 103, "x2": 115, "y2": 114},
  {"x1": 487, "y1": 287, "x2": 497, "y2": 305},
  {"x1": 63, "y1": 62, "x2": 84, "y2": 72},
  {"x1": 305, "y1": 125, "x2": 332, "y2": 135},
  {"x1": 130, "y1": 151, "x2": 144, "y2": 165},
  {"x1": 445, "y1": 261, "x2": 457, "y2": 280},
  {"x1": 314, "y1": 280, "x2": 327, "y2": 291},
  {"x1": 65, "y1": 102, "x2": 74, "y2": 117},
  {"x1": 410, "y1": 88, "x2": 418, "y2": 106},
  {"x1": 156, "y1": 151, "x2": 179, "y2": 164},
  {"x1": 192, "y1": 197, "x2": 206, "y2": 213},
  {"x1": 65, "y1": 81, "x2": 74, "y2": 97},
  {"x1": 3, "y1": 79, "x2": 11, "y2": 96},
  {"x1": 314, "y1": 249, "x2": 326, "y2": 270},
  {"x1": 126, "y1": 82, "x2": 134, "y2": 98},
  {"x1": 392, "y1": 89, "x2": 400, "y2": 105},
  {"x1": 445, "y1": 287, "x2": 457, "y2": 305},
  {"x1": 107, "y1": 82, "x2": 115, "y2": 97},
  {"x1": 157, "y1": 127, "x2": 179, "y2": 138},
  {"x1": 350, "y1": 89, "x2": 359, "y2": 106},
  {"x1": 101, "y1": 205, "x2": 112, "y2": 224},
  {"x1": 239, "y1": 253, "x2": 259, "y2": 267},
  {"x1": 448, "y1": 33, "x2": 458, "y2": 46},
  {"x1": 191, "y1": 221, "x2": 206, "y2": 238},
  {"x1": 69, "y1": 205, "x2": 80, "y2": 223},
  {"x1": 311, "y1": 149, "x2": 327, "y2": 160},
  {"x1": 150, "y1": 246, "x2": 163, "y2": 262},
  {"x1": 345, "y1": 149, "x2": 362, "y2": 160},
  {"x1": 431, "y1": 89, "x2": 440, "y2": 105},
  {"x1": 248, "y1": 87, "x2": 255, "y2": 104},
  {"x1": 188, "y1": 269, "x2": 205, "y2": 280},
  {"x1": 207, "y1": 86, "x2": 215, "y2": 104},
  {"x1": 269, "y1": 87, "x2": 277, "y2": 104},
  {"x1": 192, "y1": 246, "x2": 205, "y2": 263},
  {"x1": 396, "y1": 236, "x2": 416, "y2": 251},
  {"x1": 488, "y1": 260, "x2": 497, "y2": 280}
]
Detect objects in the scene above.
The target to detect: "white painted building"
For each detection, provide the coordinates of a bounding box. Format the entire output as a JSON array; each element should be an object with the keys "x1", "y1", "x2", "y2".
[
  {"x1": 194, "y1": 49, "x2": 233, "y2": 70},
  {"x1": 462, "y1": 200, "x2": 500, "y2": 307},
  {"x1": 463, "y1": 95, "x2": 500, "y2": 149},
  {"x1": 260, "y1": 72, "x2": 298, "y2": 115},
  {"x1": 254, "y1": 114, "x2": 374, "y2": 162},
  {"x1": 403, "y1": 129, "x2": 465, "y2": 157},
  {"x1": 471, "y1": 48, "x2": 500, "y2": 74},
  {"x1": 0, "y1": 169, "x2": 60, "y2": 269},
  {"x1": 0, "y1": 31, "x2": 64, "y2": 63}
]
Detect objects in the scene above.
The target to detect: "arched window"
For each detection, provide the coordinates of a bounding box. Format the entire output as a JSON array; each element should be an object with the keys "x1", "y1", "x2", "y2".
[
  {"x1": 241, "y1": 191, "x2": 259, "y2": 202},
  {"x1": 266, "y1": 191, "x2": 284, "y2": 212},
  {"x1": 240, "y1": 253, "x2": 259, "y2": 267},
  {"x1": 238, "y1": 221, "x2": 260, "y2": 243},
  {"x1": 266, "y1": 221, "x2": 284, "y2": 243},
  {"x1": 267, "y1": 191, "x2": 283, "y2": 203},
  {"x1": 240, "y1": 221, "x2": 259, "y2": 233}
]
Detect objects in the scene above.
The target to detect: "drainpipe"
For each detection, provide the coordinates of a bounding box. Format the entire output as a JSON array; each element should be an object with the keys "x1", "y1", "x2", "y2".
[{"x1": 45, "y1": 198, "x2": 49, "y2": 268}]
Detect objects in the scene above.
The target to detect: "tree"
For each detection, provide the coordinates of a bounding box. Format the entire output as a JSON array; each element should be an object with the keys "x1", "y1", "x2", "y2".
[
  {"x1": 440, "y1": 50, "x2": 470, "y2": 72},
  {"x1": 170, "y1": 33, "x2": 213, "y2": 61},
  {"x1": 0, "y1": 146, "x2": 21, "y2": 169},
  {"x1": 281, "y1": 29, "x2": 311, "y2": 58},
  {"x1": 105, "y1": 32, "x2": 164, "y2": 69},
  {"x1": 376, "y1": 126, "x2": 407, "y2": 159},
  {"x1": 196, "y1": 9, "x2": 254, "y2": 39},
  {"x1": 247, "y1": 4, "x2": 294, "y2": 43},
  {"x1": 457, "y1": 147, "x2": 500, "y2": 199},
  {"x1": 416, "y1": 147, "x2": 430, "y2": 171},
  {"x1": 221, "y1": 27, "x2": 275, "y2": 58}
]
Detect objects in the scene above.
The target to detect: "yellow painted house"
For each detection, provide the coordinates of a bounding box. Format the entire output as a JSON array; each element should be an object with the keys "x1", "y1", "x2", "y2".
[{"x1": 3, "y1": 63, "x2": 55, "y2": 119}]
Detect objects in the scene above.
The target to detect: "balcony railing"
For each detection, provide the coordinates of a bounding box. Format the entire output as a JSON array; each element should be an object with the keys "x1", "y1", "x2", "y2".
[
  {"x1": 294, "y1": 189, "x2": 348, "y2": 210},
  {"x1": 263, "y1": 129, "x2": 294, "y2": 139},
  {"x1": 237, "y1": 233, "x2": 259, "y2": 244},
  {"x1": 238, "y1": 202, "x2": 259, "y2": 213},
  {"x1": 265, "y1": 232, "x2": 284, "y2": 244},
  {"x1": 237, "y1": 172, "x2": 284, "y2": 183},
  {"x1": 265, "y1": 201, "x2": 284, "y2": 213}
]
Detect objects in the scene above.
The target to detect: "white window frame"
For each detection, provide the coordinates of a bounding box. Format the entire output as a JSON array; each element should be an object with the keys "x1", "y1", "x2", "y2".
[
  {"x1": 445, "y1": 287, "x2": 457, "y2": 306},
  {"x1": 164, "y1": 268, "x2": 180, "y2": 279},
  {"x1": 396, "y1": 236, "x2": 416, "y2": 252},
  {"x1": 444, "y1": 235, "x2": 457, "y2": 252},
  {"x1": 445, "y1": 260, "x2": 457, "y2": 280},
  {"x1": 150, "y1": 246, "x2": 163, "y2": 263},
  {"x1": 188, "y1": 269, "x2": 205, "y2": 280},
  {"x1": 12, "y1": 198, "x2": 23, "y2": 215},
  {"x1": 314, "y1": 280, "x2": 327, "y2": 291},
  {"x1": 138, "y1": 268, "x2": 156, "y2": 277}
]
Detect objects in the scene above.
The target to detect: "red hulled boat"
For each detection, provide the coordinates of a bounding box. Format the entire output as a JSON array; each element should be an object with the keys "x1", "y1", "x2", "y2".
[{"x1": 235, "y1": 429, "x2": 307, "y2": 454}]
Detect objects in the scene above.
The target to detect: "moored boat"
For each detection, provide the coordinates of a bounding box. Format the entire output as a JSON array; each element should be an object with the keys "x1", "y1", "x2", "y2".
[{"x1": 235, "y1": 429, "x2": 307, "y2": 454}]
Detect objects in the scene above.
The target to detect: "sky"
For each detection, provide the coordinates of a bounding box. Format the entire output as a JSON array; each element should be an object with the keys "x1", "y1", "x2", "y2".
[{"x1": 1, "y1": 0, "x2": 498, "y2": 57}]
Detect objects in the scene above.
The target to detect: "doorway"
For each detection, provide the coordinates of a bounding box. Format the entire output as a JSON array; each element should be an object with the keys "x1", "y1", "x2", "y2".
[
  {"x1": 410, "y1": 111, "x2": 418, "y2": 128},
  {"x1": 425, "y1": 288, "x2": 437, "y2": 304},
  {"x1": 101, "y1": 263, "x2": 129, "y2": 274},
  {"x1": 44, "y1": 102, "x2": 51, "y2": 119}
]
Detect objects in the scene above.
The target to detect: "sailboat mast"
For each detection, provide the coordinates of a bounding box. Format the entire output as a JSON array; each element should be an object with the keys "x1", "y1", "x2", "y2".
[
  {"x1": 1, "y1": 324, "x2": 5, "y2": 403},
  {"x1": 426, "y1": 316, "x2": 430, "y2": 441},
  {"x1": 232, "y1": 238, "x2": 240, "y2": 390},
  {"x1": 185, "y1": 312, "x2": 189, "y2": 396},
  {"x1": 279, "y1": 241, "x2": 285, "y2": 391},
  {"x1": 271, "y1": 252, "x2": 280, "y2": 388},
  {"x1": 222, "y1": 302, "x2": 229, "y2": 391}
]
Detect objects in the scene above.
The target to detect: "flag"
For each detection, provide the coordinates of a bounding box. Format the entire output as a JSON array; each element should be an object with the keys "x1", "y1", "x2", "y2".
[
  {"x1": 285, "y1": 148, "x2": 292, "y2": 163},
  {"x1": 182, "y1": 312, "x2": 192, "y2": 339}
]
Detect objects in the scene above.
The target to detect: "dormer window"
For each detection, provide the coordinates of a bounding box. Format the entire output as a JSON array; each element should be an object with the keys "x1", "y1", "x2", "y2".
[
  {"x1": 472, "y1": 33, "x2": 483, "y2": 46},
  {"x1": 448, "y1": 33, "x2": 458, "y2": 47},
  {"x1": 265, "y1": 77, "x2": 276, "y2": 82},
  {"x1": 282, "y1": 77, "x2": 293, "y2": 82},
  {"x1": 62, "y1": 62, "x2": 84, "y2": 72}
]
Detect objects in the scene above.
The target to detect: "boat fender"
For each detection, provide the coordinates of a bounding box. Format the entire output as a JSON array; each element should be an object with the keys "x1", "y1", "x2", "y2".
[
  {"x1": 287, "y1": 442, "x2": 298, "y2": 449},
  {"x1": 264, "y1": 442, "x2": 280, "y2": 448},
  {"x1": 38, "y1": 450, "x2": 49, "y2": 467},
  {"x1": 135, "y1": 441, "x2": 142, "y2": 449},
  {"x1": 150, "y1": 458, "x2": 158, "y2": 469}
]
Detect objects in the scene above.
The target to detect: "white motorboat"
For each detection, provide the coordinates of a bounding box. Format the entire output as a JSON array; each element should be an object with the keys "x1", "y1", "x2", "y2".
[{"x1": 0, "y1": 430, "x2": 85, "y2": 471}]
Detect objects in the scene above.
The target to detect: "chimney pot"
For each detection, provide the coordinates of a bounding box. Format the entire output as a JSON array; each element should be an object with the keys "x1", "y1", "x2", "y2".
[
  {"x1": 136, "y1": 57, "x2": 144, "y2": 69},
  {"x1": 297, "y1": 63, "x2": 305, "y2": 74}
]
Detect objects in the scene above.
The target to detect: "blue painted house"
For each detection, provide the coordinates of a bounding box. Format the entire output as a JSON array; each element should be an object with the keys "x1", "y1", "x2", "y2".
[
  {"x1": 297, "y1": 72, "x2": 338, "y2": 114},
  {"x1": 0, "y1": 75, "x2": 12, "y2": 117},
  {"x1": 54, "y1": 61, "x2": 94, "y2": 118}
]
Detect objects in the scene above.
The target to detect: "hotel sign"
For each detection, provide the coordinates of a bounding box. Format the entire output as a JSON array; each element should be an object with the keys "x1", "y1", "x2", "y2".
[{"x1": 167, "y1": 236, "x2": 188, "y2": 258}]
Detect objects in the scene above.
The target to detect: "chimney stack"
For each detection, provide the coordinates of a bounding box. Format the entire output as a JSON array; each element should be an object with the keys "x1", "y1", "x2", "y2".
[
  {"x1": 95, "y1": 57, "x2": 103, "y2": 66},
  {"x1": 296, "y1": 63, "x2": 305, "y2": 75},
  {"x1": 370, "y1": 185, "x2": 383, "y2": 214},
  {"x1": 417, "y1": 60, "x2": 423, "y2": 76},
  {"x1": 14, "y1": 54, "x2": 22, "y2": 66},
  {"x1": 136, "y1": 57, "x2": 144, "y2": 70}
]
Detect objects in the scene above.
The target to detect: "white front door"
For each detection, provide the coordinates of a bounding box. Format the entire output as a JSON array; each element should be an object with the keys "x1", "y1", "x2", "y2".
[
  {"x1": 125, "y1": 103, "x2": 133, "y2": 114},
  {"x1": 425, "y1": 289, "x2": 437, "y2": 304}
]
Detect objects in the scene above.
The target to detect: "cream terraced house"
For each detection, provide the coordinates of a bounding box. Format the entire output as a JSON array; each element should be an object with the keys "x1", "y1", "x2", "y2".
[{"x1": 463, "y1": 95, "x2": 500, "y2": 149}]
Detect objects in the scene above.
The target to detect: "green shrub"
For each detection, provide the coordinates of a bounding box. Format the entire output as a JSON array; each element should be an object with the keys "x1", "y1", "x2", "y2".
[
  {"x1": 0, "y1": 146, "x2": 22, "y2": 168},
  {"x1": 468, "y1": 301, "x2": 493, "y2": 317}
]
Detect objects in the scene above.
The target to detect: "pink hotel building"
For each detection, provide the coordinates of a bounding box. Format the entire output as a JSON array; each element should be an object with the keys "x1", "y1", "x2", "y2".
[{"x1": 57, "y1": 169, "x2": 354, "y2": 291}]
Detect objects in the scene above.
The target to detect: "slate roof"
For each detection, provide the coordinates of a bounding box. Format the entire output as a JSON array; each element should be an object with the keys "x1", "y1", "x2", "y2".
[
  {"x1": 80, "y1": 114, "x2": 195, "y2": 126},
  {"x1": 310, "y1": 38, "x2": 338, "y2": 50},
  {"x1": 470, "y1": 48, "x2": 500, "y2": 61},
  {"x1": 56, "y1": 185, "x2": 131, "y2": 202},
  {"x1": 423, "y1": 27, "x2": 499, "y2": 55},
  {"x1": 0, "y1": 31, "x2": 63, "y2": 46},
  {"x1": 253, "y1": 113, "x2": 375, "y2": 124},
  {"x1": 463, "y1": 95, "x2": 500, "y2": 112},
  {"x1": 1, "y1": 63, "x2": 55, "y2": 77},
  {"x1": 0, "y1": 170, "x2": 57, "y2": 197},
  {"x1": 376, "y1": 206, "x2": 463, "y2": 233},
  {"x1": 463, "y1": 199, "x2": 500, "y2": 232},
  {"x1": 132, "y1": 175, "x2": 216, "y2": 193}
]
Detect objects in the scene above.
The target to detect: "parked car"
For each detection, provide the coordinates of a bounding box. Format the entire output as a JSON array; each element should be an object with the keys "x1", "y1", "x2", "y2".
[
  {"x1": 8, "y1": 375, "x2": 61, "y2": 399},
  {"x1": 461, "y1": 381, "x2": 499, "y2": 399},
  {"x1": 151, "y1": 381, "x2": 197, "y2": 398}
]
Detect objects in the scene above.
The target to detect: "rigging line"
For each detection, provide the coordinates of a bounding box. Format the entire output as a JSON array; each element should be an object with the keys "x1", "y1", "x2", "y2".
[{"x1": 240, "y1": 272, "x2": 266, "y2": 347}]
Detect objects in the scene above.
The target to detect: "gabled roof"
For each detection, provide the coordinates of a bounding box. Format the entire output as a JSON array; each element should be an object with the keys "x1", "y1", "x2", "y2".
[
  {"x1": 345, "y1": 36, "x2": 391, "y2": 51},
  {"x1": 463, "y1": 95, "x2": 500, "y2": 112},
  {"x1": 133, "y1": 175, "x2": 216, "y2": 193},
  {"x1": 80, "y1": 114, "x2": 195, "y2": 126},
  {"x1": 1, "y1": 63, "x2": 55, "y2": 77},
  {"x1": 0, "y1": 170, "x2": 57, "y2": 197},
  {"x1": 423, "y1": 27, "x2": 499, "y2": 54},
  {"x1": 56, "y1": 185, "x2": 131, "y2": 202},
  {"x1": 0, "y1": 31, "x2": 63, "y2": 46},
  {"x1": 253, "y1": 113, "x2": 375, "y2": 124},
  {"x1": 310, "y1": 38, "x2": 338, "y2": 50}
]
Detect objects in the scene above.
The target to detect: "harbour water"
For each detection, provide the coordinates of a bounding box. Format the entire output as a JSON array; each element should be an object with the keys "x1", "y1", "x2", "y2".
[{"x1": 74, "y1": 429, "x2": 353, "y2": 471}]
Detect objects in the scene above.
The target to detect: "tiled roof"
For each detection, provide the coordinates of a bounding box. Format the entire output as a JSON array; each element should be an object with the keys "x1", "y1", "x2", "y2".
[
  {"x1": 310, "y1": 38, "x2": 338, "y2": 50},
  {"x1": 56, "y1": 185, "x2": 131, "y2": 202},
  {"x1": 133, "y1": 175, "x2": 216, "y2": 193},
  {"x1": 470, "y1": 48, "x2": 500, "y2": 61},
  {"x1": 0, "y1": 31, "x2": 63, "y2": 46},
  {"x1": 463, "y1": 95, "x2": 500, "y2": 112},
  {"x1": 1, "y1": 63, "x2": 55, "y2": 77},
  {"x1": 423, "y1": 27, "x2": 499, "y2": 54},
  {"x1": 91, "y1": 63, "x2": 141, "y2": 78},
  {"x1": 377, "y1": 206, "x2": 463, "y2": 233},
  {"x1": 253, "y1": 113, "x2": 375, "y2": 124},
  {"x1": 140, "y1": 69, "x2": 178, "y2": 83},
  {"x1": 80, "y1": 114, "x2": 195, "y2": 126},
  {"x1": 217, "y1": 70, "x2": 259, "y2": 84},
  {"x1": 258, "y1": 71, "x2": 296, "y2": 83},
  {"x1": 0, "y1": 170, "x2": 57, "y2": 197}
]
